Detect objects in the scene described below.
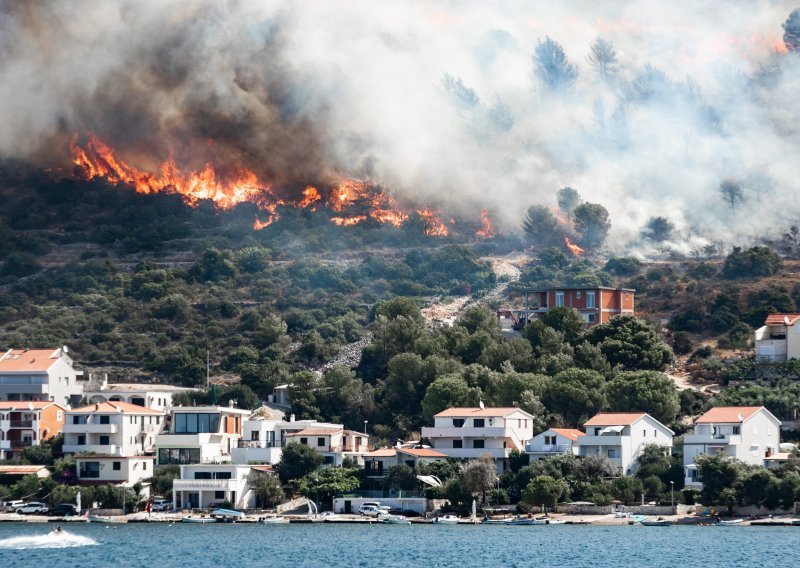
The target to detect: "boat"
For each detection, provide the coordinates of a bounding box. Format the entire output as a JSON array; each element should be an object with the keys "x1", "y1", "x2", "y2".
[
  {"x1": 260, "y1": 516, "x2": 288, "y2": 524},
  {"x1": 717, "y1": 519, "x2": 744, "y2": 526},
  {"x1": 87, "y1": 515, "x2": 124, "y2": 524},
  {"x1": 506, "y1": 515, "x2": 547, "y2": 525},
  {"x1": 547, "y1": 519, "x2": 567, "y2": 525},
  {"x1": 211, "y1": 508, "x2": 245, "y2": 522},
  {"x1": 181, "y1": 516, "x2": 216, "y2": 523},
  {"x1": 431, "y1": 514, "x2": 460, "y2": 524},
  {"x1": 640, "y1": 518, "x2": 672, "y2": 526},
  {"x1": 482, "y1": 517, "x2": 510, "y2": 525},
  {"x1": 380, "y1": 513, "x2": 411, "y2": 525}
]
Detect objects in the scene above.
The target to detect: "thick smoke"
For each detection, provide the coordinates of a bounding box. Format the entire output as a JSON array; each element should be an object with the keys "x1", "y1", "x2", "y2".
[{"x1": 1, "y1": 0, "x2": 800, "y2": 252}]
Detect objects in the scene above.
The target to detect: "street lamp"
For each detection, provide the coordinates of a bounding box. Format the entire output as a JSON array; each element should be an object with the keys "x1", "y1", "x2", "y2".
[
  {"x1": 363, "y1": 420, "x2": 368, "y2": 435},
  {"x1": 670, "y1": 481, "x2": 675, "y2": 510}
]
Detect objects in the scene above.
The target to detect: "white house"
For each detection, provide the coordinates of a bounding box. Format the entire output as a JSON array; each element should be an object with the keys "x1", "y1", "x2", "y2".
[
  {"x1": 525, "y1": 428, "x2": 585, "y2": 460},
  {"x1": 156, "y1": 405, "x2": 251, "y2": 465},
  {"x1": 420, "y1": 407, "x2": 535, "y2": 473},
  {"x1": 683, "y1": 406, "x2": 782, "y2": 488},
  {"x1": 83, "y1": 377, "x2": 197, "y2": 412},
  {"x1": 754, "y1": 313, "x2": 800, "y2": 362},
  {"x1": 62, "y1": 401, "x2": 164, "y2": 486},
  {"x1": 363, "y1": 447, "x2": 448, "y2": 478},
  {"x1": 0, "y1": 347, "x2": 84, "y2": 406},
  {"x1": 172, "y1": 463, "x2": 258, "y2": 510},
  {"x1": 284, "y1": 426, "x2": 369, "y2": 466},
  {"x1": 578, "y1": 412, "x2": 674, "y2": 476}
]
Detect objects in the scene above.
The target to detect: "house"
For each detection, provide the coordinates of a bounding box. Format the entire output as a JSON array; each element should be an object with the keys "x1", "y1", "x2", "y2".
[
  {"x1": 172, "y1": 464, "x2": 257, "y2": 510},
  {"x1": 83, "y1": 376, "x2": 197, "y2": 412},
  {"x1": 420, "y1": 407, "x2": 535, "y2": 473},
  {"x1": 284, "y1": 426, "x2": 369, "y2": 466},
  {"x1": 522, "y1": 287, "x2": 635, "y2": 326},
  {"x1": 754, "y1": 313, "x2": 800, "y2": 362},
  {"x1": 578, "y1": 412, "x2": 673, "y2": 476},
  {"x1": 525, "y1": 428, "x2": 585, "y2": 460},
  {"x1": 156, "y1": 405, "x2": 251, "y2": 465},
  {"x1": 683, "y1": 406, "x2": 782, "y2": 488},
  {"x1": 62, "y1": 401, "x2": 164, "y2": 487},
  {"x1": 0, "y1": 347, "x2": 84, "y2": 406},
  {"x1": 363, "y1": 447, "x2": 448, "y2": 479},
  {"x1": 0, "y1": 401, "x2": 67, "y2": 460},
  {"x1": 0, "y1": 464, "x2": 51, "y2": 479}
]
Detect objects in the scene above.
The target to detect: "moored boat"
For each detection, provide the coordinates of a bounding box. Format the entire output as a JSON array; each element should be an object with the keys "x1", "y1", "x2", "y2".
[
  {"x1": 432, "y1": 514, "x2": 460, "y2": 524},
  {"x1": 640, "y1": 519, "x2": 672, "y2": 526},
  {"x1": 260, "y1": 516, "x2": 288, "y2": 524},
  {"x1": 717, "y1": 519, "x2": 744, "y2": 526},
  {"x1": 88, "y1": 515, "x2": 124, "y2": 524},
  {"x1": 181, "y1": 516, "x2": 216, "y2": 524},
  {"x1": 380, "y1": 514, "x2": 411, "y2": 525}
]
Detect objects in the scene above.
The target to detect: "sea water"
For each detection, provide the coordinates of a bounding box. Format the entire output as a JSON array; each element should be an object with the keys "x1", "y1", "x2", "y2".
[{"x1": 0, "y1": 523, "x2": 797, "y2": 567}]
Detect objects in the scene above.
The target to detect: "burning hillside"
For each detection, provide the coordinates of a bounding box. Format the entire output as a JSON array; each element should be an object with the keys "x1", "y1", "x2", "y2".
[{"x1": 69, "y1": 132, "x2": 491, "y2": 238}]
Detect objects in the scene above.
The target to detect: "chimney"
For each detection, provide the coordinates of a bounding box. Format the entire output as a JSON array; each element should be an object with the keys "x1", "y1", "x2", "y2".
[
  {"x1": 95, "y1": 402, "x2": 99, "y2": 411},
  {"x1": 290, "y1": 414, "x2": 295, "y2": 423}
]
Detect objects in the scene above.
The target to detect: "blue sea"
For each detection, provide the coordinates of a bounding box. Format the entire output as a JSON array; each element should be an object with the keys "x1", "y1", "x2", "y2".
[{"x1": 0, "y1": 522, "x2": 798, "y2": 567}]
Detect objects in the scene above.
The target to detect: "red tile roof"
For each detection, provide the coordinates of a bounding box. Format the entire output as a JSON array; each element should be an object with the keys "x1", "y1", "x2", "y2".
[
  {"x1": 435, "y1": 407, "x2": 523, "y2": 418},
  {"x1": 364, "y1": 449, "x2": 397, "y2": 458},
  {"x1": 0, "y1": 401, "x2": 64, "y2": 411},
  {"x1": 0, "y1": 465, "x2": 49, "y2": 475},
  {"x1": 550, "y1": 428, "x2": 585, "y2": 442},
  {"x1": 70, "y1": 401, "x2": 163, "y2": 415},
  {"x1": 397, "y1": 448, "x2": 448, "y2": 458},
  {"x1": 695, "y1": 407, "x2": 764, "y2": 424},
  {"x1": 764, "y1": 313, "x2": 800, "y2": 326},
  {"x1": 0, "y1": 349, "x2": 61, "y2": 372},
  {"x1": 285, "y1": 428, "x2": 341, "y2": 436},
  {"x1": 584, "y1": 413, "x2": 647, "y2": 426}
]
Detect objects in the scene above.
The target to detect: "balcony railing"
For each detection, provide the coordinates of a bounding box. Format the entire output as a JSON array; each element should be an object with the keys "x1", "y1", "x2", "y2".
[
  {"x1": 525, "y1": 444, "x2": 572, "y2": 454},
  {"x1": 173, "y1": 479, "x2": 237, "y2": 491},
  {"x1": 237, "y1": 440, "x2": 280, "y2": 449},
  {"x1": 9, "y1": 420, "x2": 33, "y2": 428}
]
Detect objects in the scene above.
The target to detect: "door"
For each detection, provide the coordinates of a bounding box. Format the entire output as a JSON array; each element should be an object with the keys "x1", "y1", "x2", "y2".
[{"x1": 344, "y1": 501, "x2": 352, "y2": 514}]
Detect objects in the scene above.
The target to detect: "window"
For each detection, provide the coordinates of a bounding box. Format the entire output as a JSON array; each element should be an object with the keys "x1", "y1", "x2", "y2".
[
  {"x1": 453, "y1": 440, "x2": 463, "y2": 449},
  {"x1": 323, "y1": 456, "x2": 334, "y2": 465},
  {"x1": 452, "y1": 419, "x2": 465, "y2": 428},
  {"x1": 113, "y1": 461, "x2": 121, "y2": 471},
  {"x1": 317, "y1": 437, "x2": 326, "y2": 447},
  {"x1": 584, "y1": 313, "x2": 595, "y2": 324},
  {"x1": 215, "y1": 491, "x2": 225, "y2": 500},
  {"x1": 99, "y1": 435, "x2": 110, "y2": 445},
  {"x1": 473, "y1": 419, "x2": 485, "y2": 428},
  {"x1": 158, "y1": 448, "x2": 201, "y2": 465},
  {"x1": 143, "y1": 461, "x2": 147, "y2": 471},
  {"x1": 252, "y1": 431, "x2": 260, "y2": 441},
  {"x1": 555, "y1": 291, "x2": 564, "y2": 308},
  {"x1": 72, "y1": 415, "x2": 87, "y2": 425},
  {"x1": 643, "y1": 430, "x2": 646, "y2": 437},
  {"x1": 733, "y1": 426, "x2": 740, "y2": 435},
  {"x1": 300, "y1": 437, "x2": 308, "y2": 445},
  {"x1": 367, "y1": 461, "x2": 384, "y2": 476},
  {"x1": 544, "y1": 435, "x2": 556, "y2": 445},
  {"x1": 576, "y1": 291, "x2": 581, "y2": 299},
  {"x1": 473, "y1": 440, "x2": 484, "y2": 449},
  {"x1": 99, "y1": 415, "x2": 110, "y2": 425},
  {"x1": 607, "y1": 449, "x2": 617, "y2": 458},
  {"x1": 586, "y1": 291, "x2": 595, "y2": 308},
  {"x1": 654, "y1": 430, "x2": 657, "y2": 437},
  {"x1": 79, "y1": 461, "x2": 100, "y2": 478},
  {"x1": 405, "y1": 460, "x2": 415, "y2": 468},
  {"x1": 174, "y1": 413, "x2": 220, "y2": 434},
  {"x1": 77, "y1": 435, "x2": 86, "y2": 446},
  {"x1": 57, "y1": 411, "x2": 63, "y2": 421}
]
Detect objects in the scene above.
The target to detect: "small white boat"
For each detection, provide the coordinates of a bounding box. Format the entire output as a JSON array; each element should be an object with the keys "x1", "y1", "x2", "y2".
[
  {"x1": 547, "y1": 519, "x2": 567, "y2": 525},
  {"x1": 506, "y1": 516, "x2": 548, "y2": 525},
  {"x1": 87, "y1": 515, "x2": 124, "y2": 524},
  {"x1": 481, "y1": 517, "x2": 510, "y2": 525},
  {"x1": 181, "y1": 516, "x2": 216, "y2": 524},
  {"x1": 717, "y1": 519, "x2": 744, "y2": 526},
  {"x1": 640, "y1": 519, "x2": 672, "y2": 526},
  {"x1": 432, "y1": 514, "x2": 460, "y2": 524},
  {"x1": 380, "y1": 514, "x2": 411, "y2": 525},
  {"x1": 260, "y1": 516, "x2": 288, "y2": 524}
]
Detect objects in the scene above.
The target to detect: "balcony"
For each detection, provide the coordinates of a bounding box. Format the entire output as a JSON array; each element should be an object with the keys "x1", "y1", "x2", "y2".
[
  {"x1": 63, "y1": 443, "x2": 120, "y2": 455},
  {"x1": 173, "y1": 479, "x2": 237, "y2": 491},
  {"x1": 755, "y1": 339, "x2": 788, "y2": 362},
  {"x1": 237, "y1": 440, "x2": 280, "y2": 449},
  {"x1": 8, "y1": 420, "x2": 34, "y2": 428},
  {"x1": 684, "y1": 433, "x2": 741, "y2": 446},
  {"x1": 156, "y1": 433, "x2": 222, "y2": 447},
  {"x1": 525, "y1": 443, "x2": 573, "y2": 454},
  {"x1": 421, "y1": 426, "x2": 511, "y2": 438},
  {"x1": 578, "y1": 435, "x2": 623, "y2": 447},
  {"x1": 429, "y1": 447, "x2": 508, "y2": 460},
  {"x1": 64, "y1": 423, "x2": 119, "y2": 434}
]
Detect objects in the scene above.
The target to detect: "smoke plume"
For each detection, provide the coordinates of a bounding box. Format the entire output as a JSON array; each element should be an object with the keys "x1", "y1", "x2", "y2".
[{"x1": 2, "y1": 0, "x2": 800, "y2": 253}]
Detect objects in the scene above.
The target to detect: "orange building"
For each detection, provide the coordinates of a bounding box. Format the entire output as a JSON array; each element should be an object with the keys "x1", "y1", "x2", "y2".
[
  {"x1": 525, "y1": 286, "x2": 635, "y2": 326},
  {"x1": 0, "y1": 401, "x2": 67, "y2": 460}
]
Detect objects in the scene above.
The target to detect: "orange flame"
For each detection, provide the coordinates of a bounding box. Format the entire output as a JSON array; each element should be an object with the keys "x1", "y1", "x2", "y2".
[
  {"x1": 476, "y1": 210, "x2": 496, "y2": 238},
  {"x1": 299, "y1": 186, "x2": 322, "y2": 209},
  {"x1": 331, "y1": 215, "x2": 367, "y2": 226},
  {"x1": 564, "y1": 236, "x2": 584, "y2": 257},
  {"x1": 253, "y1": 215, "x2": 277, "y2": 230},
  {"x1": 417, "y1": 209, "x2": 449, "y2": 237}
]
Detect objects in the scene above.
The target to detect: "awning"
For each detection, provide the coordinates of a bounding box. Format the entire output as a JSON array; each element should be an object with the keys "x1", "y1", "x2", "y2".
[{"x1": 600, "y1": 425, "x2": 625, "y2": 434}]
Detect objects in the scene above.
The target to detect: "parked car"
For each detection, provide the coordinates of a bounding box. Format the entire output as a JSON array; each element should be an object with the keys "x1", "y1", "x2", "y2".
[
  {"x1": 359, "y1": 502, "x2": 391, "y2": 517},
  {"x1": 47, "y1": 503, "x2": 78, "y2": 517},
  {"x1": 150, "y1": 499, "x2": 171, "y2": 512},
  {"x1": 15, "y1": 502, "x2": 49, "y2": 515},
  {"x1": 2, "y1": 500, "x2": 24, "y2": 512}
]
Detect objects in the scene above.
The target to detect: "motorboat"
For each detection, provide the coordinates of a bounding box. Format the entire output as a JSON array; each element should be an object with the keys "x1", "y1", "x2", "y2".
[
  {"x1": 431, "y1": 514, "x2": 460, "y2": 524},
  {"x1": 481, "y1": 517, "x2": 510, "y2": 525},
  {"x1": 716, "y1": 519, "x2": 744, "y2": 526},
  {"x1": 260, "y1": 516, "x2": 289, "y2": 524},
  {"x1": 181, "y1": 516, "x2": 216, "y2": 523},
  {"x1": 506, "y1": 516, "x2": 548, "y2": 525},
  {"x1": 640, "y1": 518, "x2": 672, "y2": 526},
  {"x1": 87, "y1": 515, "x2": 124, "y2": 524},
  {"x1": 211, "y1": 508, "x2": 245, "y2": 522},
  {"x1": 547, "y1": 519, "x2": 567, "y2": 525},
  {"x1": 380, "y1": 514, "x2": 411, "y2": 525}
]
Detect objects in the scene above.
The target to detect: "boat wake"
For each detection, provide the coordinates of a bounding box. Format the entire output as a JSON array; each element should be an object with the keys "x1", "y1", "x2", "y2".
[{"x1": 0, "y1": 530, "x2": 98, "y2": 549}]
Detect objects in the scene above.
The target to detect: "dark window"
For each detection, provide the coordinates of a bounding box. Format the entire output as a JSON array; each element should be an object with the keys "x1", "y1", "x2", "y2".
[
  {"x1": 300, "y1": 437, "x2": 308, "y2": 445},
  {"x1": 99, "y1": 415, "x2": 110, "y2": 425},
  {"x1": 143, "y1": 461, "x2": 147, "y2": 470},
  {"x1": 252, "y1": 431, "x2": 260, "y2": 441},
  {"x1": 113, "y1": 461, "x2": 121, "y2": 471},
  {"x1": 215, "y1": 472, "x2": 232, "y2": 480},
  {"x1": 453, "y1": 440, "x2": 463, "y2": 449},
  {"x1": 473, "y1": 419, "x2": 485, "y2": 428},
  {"x1": 174, "y1": 413, "x2": 220, "y2": 434},
  {"x1": 158, "y1": 448, "x2": 201, "y2": 465},
  {"x1": 77, "y1": 435, "x2": 86, "y2": 446},
  {"x1": 733, "y1": 426, "x2": 740, "y2": 435},
  {"x1": 317, "y1": 437, "x2": 326, "y2": 447},
  {"x1": 215, "y1": 491, "x2": 225, "y2": 500},
  {"x1": 195, "y1": 472, "x2": 212, "y2": 479},
  {"x1": 405, "y1": 460, "x2": 415, "y2": 468},
  {"x1": 99, "y1": 435, "x2": 110, "y2": 445},
  {"x1": 366, "y1": 461, "x2": 384, "y2": 476},
  {"x1": 79, "y1": 462, "x2": 100, "y2": 478},
  {"x1": 453, "y1": 419, "x2": 465, "y2": 428},
  {"x1": 323, "y1": 455, "x2": 334, "y2": 465},
  {"x1": 473, "y1": 440, "x2": 485, "y2": 449}
]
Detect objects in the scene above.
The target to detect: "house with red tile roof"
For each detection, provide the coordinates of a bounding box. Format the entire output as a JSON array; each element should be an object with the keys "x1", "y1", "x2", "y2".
[
  {"x1": 0, "y1": 347, "x2": 84, "y2": 406},
  {"x1": 525, "y1": 428, "x2": 585, "y2": 460},
  {"x1": 0, "y1": 400, "x2": 67, "y2": 460},
  {"x1": 683, "y1": 406, "x2": 781, "y2": 488},
  {"x1": 363, "y1": 446, "x2": 448, "y2": 479},
  {"x1": 578, "y1": 412, "x2": 674, "y2": 476},
  {"x1": 421, "y1": 407, "x2": 535, "y2": 472},
  {"x1": 754, "y1": 313, "x2": 800, "y2": 361}
]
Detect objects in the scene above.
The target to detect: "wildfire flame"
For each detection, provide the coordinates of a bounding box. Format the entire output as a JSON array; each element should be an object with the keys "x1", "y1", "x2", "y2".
[
  {"x1": 417, "y1": 209, "x2": 449, "y2": 237},
  {"x1": 299, "y1": 186, "x2": 322, "y2": 209},
  {"x1": 476, "y1": 209, "x2": 496, "y2": 238},
  {"x1": 331, "y1": 215, "x2": 367, "y2": 226},
  {"x1": 564, "y1": 236, "x2": 585, "y2": 257}
]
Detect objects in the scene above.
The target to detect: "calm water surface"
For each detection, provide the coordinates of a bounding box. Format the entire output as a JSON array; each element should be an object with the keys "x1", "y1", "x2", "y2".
[{"x1": 0, "y1": 522, "x2": 797, "y2": 567}]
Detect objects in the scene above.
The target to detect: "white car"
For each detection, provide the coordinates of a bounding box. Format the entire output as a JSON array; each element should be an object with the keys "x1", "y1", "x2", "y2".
[
  {"x1": 150, "y1": 499, "x2": 171, "y2": 512},
  {"x1": 359, "y1": 503, "x2": 391, "y2": 517},
  {"x1": 15, "y1": 502, "x2": 49, "y2": 515}
]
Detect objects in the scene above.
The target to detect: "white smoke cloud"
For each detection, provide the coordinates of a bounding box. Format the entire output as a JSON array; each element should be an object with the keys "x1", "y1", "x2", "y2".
[{"x1": 1, "y1": 0, "x2": 799, "y2": 252}]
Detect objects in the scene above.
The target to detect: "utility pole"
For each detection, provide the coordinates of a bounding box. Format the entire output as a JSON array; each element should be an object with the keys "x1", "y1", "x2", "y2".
[{"x1": 206, "y1": 350, "x2": 210, "y2": 389}]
